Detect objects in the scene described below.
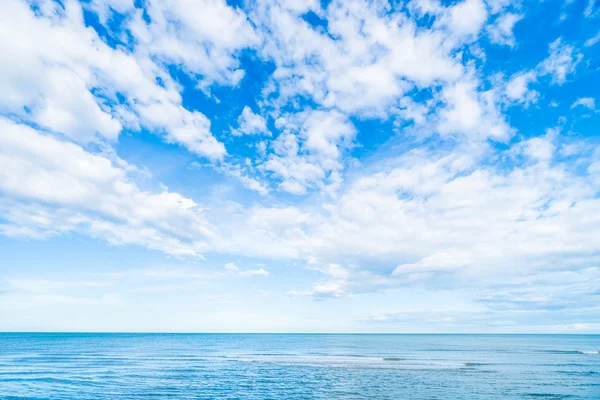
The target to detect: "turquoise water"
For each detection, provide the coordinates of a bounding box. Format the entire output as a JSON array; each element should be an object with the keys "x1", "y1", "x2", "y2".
[{"x1": 0, "y1": 333, "x2": 599, "y2": 399}]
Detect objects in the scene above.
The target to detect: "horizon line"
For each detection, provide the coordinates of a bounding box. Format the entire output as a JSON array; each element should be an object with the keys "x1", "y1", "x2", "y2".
[{"x1": 2, "y1": 331, "x2": 599, "y2": 335}]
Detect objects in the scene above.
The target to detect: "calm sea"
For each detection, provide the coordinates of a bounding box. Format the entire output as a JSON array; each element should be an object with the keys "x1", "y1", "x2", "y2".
[{"x1": 0, "y1": 333, "x2": 599, "y2": 399}]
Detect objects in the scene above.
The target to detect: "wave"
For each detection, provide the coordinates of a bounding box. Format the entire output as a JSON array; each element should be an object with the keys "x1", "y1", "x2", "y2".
[
  {"x1": 464, "y1": 362, "x2": 491, "y2": 367},
  {"x1": 539, "y1": 350, "x2": 599, "y2": 355},
  {"x1": 225, "y1": 355, "x2": 472, "y2": 370}
]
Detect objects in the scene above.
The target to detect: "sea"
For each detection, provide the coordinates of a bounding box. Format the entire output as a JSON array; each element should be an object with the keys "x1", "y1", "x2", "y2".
[{"x1": 0, "y1": 333, "x2": 598, "y2": 399}]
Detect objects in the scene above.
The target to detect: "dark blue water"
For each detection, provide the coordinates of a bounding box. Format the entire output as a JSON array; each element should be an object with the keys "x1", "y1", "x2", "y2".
[{"x1": 0, "y1": 333, "x2": 599, "y2": 399}]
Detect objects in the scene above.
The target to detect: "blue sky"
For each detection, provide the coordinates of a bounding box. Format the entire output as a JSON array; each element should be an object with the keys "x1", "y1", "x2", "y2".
[{"x1": 1, "y1": 0, "x2": 599, "y2": 333}]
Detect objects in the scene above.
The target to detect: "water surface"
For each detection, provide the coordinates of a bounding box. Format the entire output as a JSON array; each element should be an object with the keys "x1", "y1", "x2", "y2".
[{"x1": 1, "y1": 333, "x2": 599, "y2": 399}]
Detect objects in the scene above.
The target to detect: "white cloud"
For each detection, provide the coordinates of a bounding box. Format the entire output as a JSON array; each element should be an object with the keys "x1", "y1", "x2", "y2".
[
  {"x1": 33, "y1": 68, "x2": 123, "y2": 142},
  {"x1": 0, "y1": 1, "x2": 121, "y2": 143},
  {"x1": 87, "y1": 0, "x2": 135, "y2": 23},
  {"x1": 360, "y1": 265, "x2": 600, "y2": 332},
  {"x1": 539, "y1": 38, "x2": 583, "y2": 85},
  {"x1": 1, "y1": 3, "x2": 594, "y2": 272},
  {"x1": 232, "y1": 106, "x2": 270, "y2": 136},
  {"x1": 396, "y1": 96, "x2": 433, "y2": 125},
  {"x1": 487, "y1": 12, "x2": 523, "y2": 47},
  {"x1": 584, "y1": 31, "x2": 600, "y2": 47},
  {"x1": 393, "y1": 249, "x2": 474, "y2": 274},
  {"x1": 505, "y1": 71, "x2": 538, "y2": 105},
  {"x1": 584, "y1": 0, "x2": 598, "y2": 18},
  {"x1": 1, "y1": 0, "x2": 599, "y2": 332},
  {"x1": 293, "y1": 263, "x2": 352, "y2": 299},
  {"x1": 253, "y1": 0, "x2": 469, "y2": 116},
  {"x1": 129, "y1": 0, "x2": 257, "y2": 88},
  {"x1": 215, "y1": 161, "x2": 270, "y2": 195},
  {"x1": 486, "y1": 0, "x2": 518, "y2": 14},
  {"x1": 570, "y1": 97, "x2": 596, "y2": 110},
  {"x1": 224, "y1": 263, "x2": 270, "y2": 278},
  {"x1": 261, "y1": 110, "x2": 356, "y2": 194},
  {"x1": 209, "y1": 131, "x2": 600, "y2": 301},
  {"x1": 0, "y1": 0, "x2": 231, "y2": 160},
  {"x1": 0, "y1": 118, "x2": 214, "y2": 257},
  {"x1": 512, "y1": 132, "x2": 556, "y2": 163},
  {"x1": 445, "y1": 0, "x2": 488, "y2": 37},
  {"x1": 249, "y1": 207, "x2": 315, "y2": 230},
  {"x1": 437, "y1": 76, "x2": 512, "y2": 141}
]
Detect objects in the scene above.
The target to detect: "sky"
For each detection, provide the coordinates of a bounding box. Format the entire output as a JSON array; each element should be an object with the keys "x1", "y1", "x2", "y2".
[{"x1": 0, "y1": 0, "x2": 599, "y2": 333}]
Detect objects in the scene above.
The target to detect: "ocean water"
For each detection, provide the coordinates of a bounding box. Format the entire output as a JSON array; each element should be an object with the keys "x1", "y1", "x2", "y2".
[{"x1": 0, "y1": 333, "x2": 599, "y2": 399}]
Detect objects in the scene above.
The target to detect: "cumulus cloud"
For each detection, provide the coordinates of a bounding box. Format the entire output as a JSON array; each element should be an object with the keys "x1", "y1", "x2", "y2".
[
  {"x1": 211, "y1": 131, "x2": 600, "y2": 302},
  {"x1": 261, "y1": 109, "x2": 356, "y2": 194},
  {"x1": 436, "y1": 76, "x2": 512, "y2": 141},
  {"x1": 539, "y1": 38, "x2": 583, "y2": 85},
  {"x1": 1, "y1": 0, "x2": 599, "y2": 331},
  {"x1": 0, "y1": 0, "x2": 231, "y2": 160},
  {"x1": 128, "y1": 0, "x2": 257, "y2": 88},
  {"x1": 1, "y1": 1, "x2": 595, "y2": 270},
  {"x1": 252, "y1": 0, "x2": 472, "y2": 116},
  {"x1": 232, "y1": 106, "x2": 270, "y2": 136},
  {"x1": 487, "y1": 12, "x2": 523, "y2": 47},
  {"x1": 505, "y1": 71, "x2": 538, "y2": 105},
  {"x1": 0, "y1": 118, "x2": 214, "y2": 257},
  {"x1": 445, "y1": 0, "x2": 488, "y2": 37}
]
